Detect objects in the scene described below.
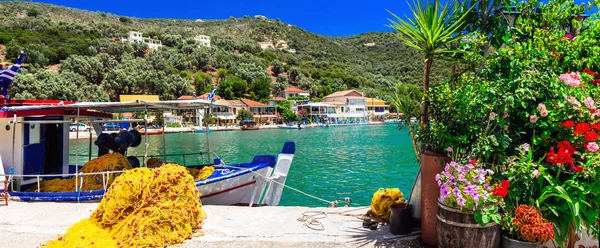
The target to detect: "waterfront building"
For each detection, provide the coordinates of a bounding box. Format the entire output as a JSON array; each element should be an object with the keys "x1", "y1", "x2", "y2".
[
  {"x1": 268, "y1": 97, "x2": 286, "y2": 106},
  {"x1": 323, "y1": 90, "x2": 367, "y2": 124},
  {"x1": 365, "y1": 98, "x2": 390, "y2": 122},
  {"x1": 211, "y1": 99, "x2": 235, "y2": 126},
  {"x1": 226, "y1": 100, "x2": 247, "y2": 117},
  {"x1": 279, "y1": 87, "x2": 309, "y2": 100},
  {"x1": 297, "y1": 102, "x2": 335, "y2": 124},
  {"x1": 194, "y1": 35, "x2": 211, "y2": 48},
  {"x1": 121, "y1": 31, "x2": 162, "y2": 49},
  {"x1": 240, "y1": 98, "x2": 277, "y2": 125}
]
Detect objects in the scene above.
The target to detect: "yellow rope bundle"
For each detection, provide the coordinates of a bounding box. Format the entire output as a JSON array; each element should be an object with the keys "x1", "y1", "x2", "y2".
[
  {"x1": 370, "y1": 188, "x2": 405, "y2": 220},
  {"x1": 44, "y1": 163, "x2": 206, "y2": 248},
  {"x1": 186, "y1": 166, "x2": 215, "y2": 180},
  {"x1": 32, "y1": 153, "x2": 131, "y2": 192},
  {"x1": 43, "y1": 219, "x2": 116, "y2": 247}
]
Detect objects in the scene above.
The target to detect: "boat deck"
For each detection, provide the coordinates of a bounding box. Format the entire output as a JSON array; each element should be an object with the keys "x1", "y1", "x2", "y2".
[{"x1": 0, "y1": 202, "x2": 425, "y2": 248}]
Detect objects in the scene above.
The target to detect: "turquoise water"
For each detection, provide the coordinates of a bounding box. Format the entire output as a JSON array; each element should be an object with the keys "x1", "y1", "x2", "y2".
[{"x1": 69, "y1": 125, "x2": 419, "y2": 207}]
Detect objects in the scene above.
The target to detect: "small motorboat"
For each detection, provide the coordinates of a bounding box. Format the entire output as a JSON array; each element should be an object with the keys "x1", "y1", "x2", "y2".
[
  {"x1": 138, "y1": 128, "x2": 164, "y2": 135},
  {"x1": 240, "y1": 120, "x2": 259, "y2": 130},
  {"x1": 278, "y1": 123, "x2": 304, "y2": 129},
  {"x1": 194, "y1": 127, "x2": 212, "y2": 133}
]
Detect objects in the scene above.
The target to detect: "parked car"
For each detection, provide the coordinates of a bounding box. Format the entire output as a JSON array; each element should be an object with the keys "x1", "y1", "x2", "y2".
[
  {"x1": 102, "y1": 122, "x2": 121, "y2": 131},
  {"x1": 69, "y1": 123, "x2": 90, "y2": 132}
]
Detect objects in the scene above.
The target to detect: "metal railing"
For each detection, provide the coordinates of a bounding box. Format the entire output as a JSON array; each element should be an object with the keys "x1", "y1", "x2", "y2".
[
  {"x1": 0, "y1": 170, "x2": 127, "y2": 193},
  {"x1": 69, "y1": 151, "x2": 211, "y2": 167}
]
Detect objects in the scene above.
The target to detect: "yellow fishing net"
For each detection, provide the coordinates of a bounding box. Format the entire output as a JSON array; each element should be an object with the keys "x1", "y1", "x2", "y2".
[
  {"x1": 31, "y1": 153, "x2": 131, "y2": 192},
  {"x1": 43, "y1": 219, "x2": 116, "y2": 247},
  {"x1": 43, "y1": 163, "x2": 206, "y2": 248},
  {"x1": 370, "y1": 188, "x2": 405, "y2": 220},
  {"x1": 187, "y1": 166, "x2": 215, "y2": 180}
]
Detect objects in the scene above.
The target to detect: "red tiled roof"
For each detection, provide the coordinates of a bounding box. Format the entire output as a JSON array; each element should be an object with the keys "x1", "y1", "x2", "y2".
[
  {"x1": 324, "y1": 90, "x2": 363, "y2": 98},
  {"x1": 177, "y1": 95, "x2": 195, "y2": 100},
  {"x1": 270, "y1": 97, "x2": 286, "y2": 101},
  {"x1": 199, "y1": 93, "x2": 221, "y2": 100},
  {"x1": 241, "y1": 98, "x2": 271, "y2": 107},
  {"x1": 282, "y1": 87, "x2": 308, "y2": 93}
]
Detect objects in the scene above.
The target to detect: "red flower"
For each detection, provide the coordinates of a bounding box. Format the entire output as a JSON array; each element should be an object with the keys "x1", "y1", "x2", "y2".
[
  {"x1": 574, "y1": 123, "x2": 591, "y2": 135},
  {"x1": 546, "y1": 141, "x2": 575, "y2": 166},
  {"x1": 592, "y1": 79, "x2": 600, "y2": 86},
  {"x1": 492, "y1": 186, "x2": 508, "y2": 197},
  {"x1": 574, "y1": 166, "x2": 584, "y2": 173},
  {"x1": 563, "y1": 120, "x2": 575, "y2": 128},
  {"x1": 583, "y1": 68, "x2": 599, "y2": 78},
  {"x1": 585, "y1": 130, "x2": 599, "y2": 142},
  {"x1": 469, "y1": 160, "x2": 477, "y2": 166},
  {"x1": 557, "y1": 141, "x2": 575, "y2": 155},
  {"x1": 592, "y1": 109, "x2": 597, "y2": 114},
  {"x1": 591, "y1": 123, "x2": 600, "y2": 130},
  {"x1": 501, "y1": 180, "x2": 510, "y2": 189}
]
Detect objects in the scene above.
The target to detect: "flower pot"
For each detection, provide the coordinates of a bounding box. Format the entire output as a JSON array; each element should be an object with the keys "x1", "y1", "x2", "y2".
[
  {"x1": 420, "y1": 150, "x2": 450, "y2": 246},
  {"x1": 436, "y1": 201, "x2": 501, "y2": 248},
  {"x1": 389, "y1": 203, "x2": 413, "y2": 235},
  {"x1": 502, "y1": 235, "x2": 538, "y2": 248}
]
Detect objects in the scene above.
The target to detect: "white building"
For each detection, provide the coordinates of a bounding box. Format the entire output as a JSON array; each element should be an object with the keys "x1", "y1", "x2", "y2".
[
  {"x1": 323, "y1": 90, "x2": 368, "y2": 124},
  {"x1": 121, "y1": 31, "x2": 162, "y2": 49},
  {"x1": 279, "y1": 87, "x2": 309, "y2": 100},
  {"x1": 258, "y1": 41, "x2": 275, "y2": 50},
  {"x1": 254, "y1": 15, "x2": 267, "y2": 19},
  {"x1": 194, "y1": 35, "x2": 211, "y2": 48}
]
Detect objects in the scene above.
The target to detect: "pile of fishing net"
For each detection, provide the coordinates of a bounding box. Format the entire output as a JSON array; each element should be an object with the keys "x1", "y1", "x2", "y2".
[
  {"x1": 43, "y1": 163, "x2": 207, "y2": 248},
  {"x1": 31, "y1": 153, "x2": 131, "y2": 192},
  {"x1": 145, "y1": 157, "x2": 215, "y2": 180},
  {"x1": 369, "y1": 188, "x2": 405, "y2": 220}
]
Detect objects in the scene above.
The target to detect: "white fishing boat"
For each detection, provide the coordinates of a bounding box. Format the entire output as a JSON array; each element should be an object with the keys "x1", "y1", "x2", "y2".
[{"x1": 0, "y1": 99, "x2": 295, "y2": 206}]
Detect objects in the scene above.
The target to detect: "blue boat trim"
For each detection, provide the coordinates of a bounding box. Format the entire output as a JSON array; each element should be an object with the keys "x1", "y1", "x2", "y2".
[{"x1": 195, "y1": 162, "x2": 271, "y2": 186}]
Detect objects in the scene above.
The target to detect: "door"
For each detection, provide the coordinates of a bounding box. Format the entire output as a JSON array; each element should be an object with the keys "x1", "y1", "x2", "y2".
[{"x1": 22, "y1": 117, "x2": 64, "y2": 175}]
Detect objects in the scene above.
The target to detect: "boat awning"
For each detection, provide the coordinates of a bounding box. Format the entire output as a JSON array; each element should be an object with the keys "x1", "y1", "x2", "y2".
[
  {"x1": 1, "y1": 100, "x2": 226, "y2": 113},
  {"x1": 328, "y1": 113, "x2": 366, "y2": 118}
]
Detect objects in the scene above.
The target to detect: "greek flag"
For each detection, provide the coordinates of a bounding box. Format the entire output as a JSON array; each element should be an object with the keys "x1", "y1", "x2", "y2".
[
  {"x1": 207, "y1": 88, "x2": 217, "y2": 103},
  {"x1": 0, "y1": 53, "x2": 26, "y2": 97}
]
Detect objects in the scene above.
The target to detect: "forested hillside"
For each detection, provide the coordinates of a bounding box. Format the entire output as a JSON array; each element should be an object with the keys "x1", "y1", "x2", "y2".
[{"x1": 0, "y1": 2, "x2": 450, "y2": 103}]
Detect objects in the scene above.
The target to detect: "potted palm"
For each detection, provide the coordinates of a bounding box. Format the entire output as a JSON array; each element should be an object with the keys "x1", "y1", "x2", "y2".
[{"x1": 388, "y1": 0, "x2": 473, "y2": 244}]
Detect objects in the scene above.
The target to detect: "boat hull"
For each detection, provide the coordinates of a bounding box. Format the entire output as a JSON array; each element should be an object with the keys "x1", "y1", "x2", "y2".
[
  {"x1": 278, "y1": 125, "x2": 304, "y2": 129},
  {"x1": 139, "y1": 129, "x2": 164, "y2": 135},
  {"x1": 194, "y1": 128, "x2": 212, "y2": 133}
]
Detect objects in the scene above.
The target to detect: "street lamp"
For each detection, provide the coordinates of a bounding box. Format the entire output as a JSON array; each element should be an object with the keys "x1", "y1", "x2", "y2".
[{"x1": 497, "y1": 6, "x2": 521, "y2": 28}]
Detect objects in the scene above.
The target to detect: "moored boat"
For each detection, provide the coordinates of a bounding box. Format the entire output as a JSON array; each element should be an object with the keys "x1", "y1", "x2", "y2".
[
  {"x1": 138, "y1": 128, "x2": 164, "y2": 135},
  {"x1": 278, "y1": 123, "x2": 304, "y2": 129},
  {"x1": 240, "y1": 120, "x2": 259, "y2": 130},
  {"x1": 194, "y1": 127, "x2": 212, "y2": 133},
  {"x1": 0, "y1": 99, "x2": 295, "y2": 206}
]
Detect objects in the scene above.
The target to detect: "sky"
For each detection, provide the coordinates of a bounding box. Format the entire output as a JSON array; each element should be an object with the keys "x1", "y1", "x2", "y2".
[{"x1": 33, "y1": 0, "x2": 417, "y2": 37}]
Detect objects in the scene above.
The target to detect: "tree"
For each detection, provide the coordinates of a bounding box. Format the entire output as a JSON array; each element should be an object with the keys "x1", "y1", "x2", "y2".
[
  {"x1": 282, "y1": 110, "x2": 299, "y2": 122},
  {"x1": 288, "y1": 67, "x2": 302, "y2": 82},
  {"x1": 276, "y1": 100, "x2": 291, "y2": 114},
  {"x1": 270, "y1": 59, "x2": 285, "y2": 75},
  {"x1": 132, "y1": 42, "x2": 148, "y2": 58},
  {"x1": 236, "y1": 109, "x2": 254, "y2": 121},
  {"x1": 229, "y1": 76, "x2": 248, "y2": 98},
  {"x1": 10, "y1": 71, "x2": 109, "y2": 102},
  {"x1": 388, "y1": 0, "x2": 473, "y2": 135},
  {"x1": 27, "y1": 8, "x2": 40, "y2": 17},
  {"x1": 189, "y1": 47, "x2": 211, "y2": 70},
  {"x1": 231, "y1": 63, "x2": 268, "y2": 83},
  {"x1": 194, "y1": 71, "x2": 212, "y2": 94},
  {"x1": 272, "y1": 75, "x2": 289, "y2": 96},
  {"x1": 161, "y1": 34, "x2": 183, "y2": 47},
  {"x1": 154, "y1": 111, "x2": 164, "y2": 126},
  {"x1": 217, "y1": 68, "x2": 229, "y2": 82},
  {"x1": 60, "y1": 55, "x2": 105, "y2": 84},
  {"x1": 249, "y1": 77, "x2": 271, "y2": 102},
  {"x1": 298, "y1": 75, "x2": 317, "y2": 96}
]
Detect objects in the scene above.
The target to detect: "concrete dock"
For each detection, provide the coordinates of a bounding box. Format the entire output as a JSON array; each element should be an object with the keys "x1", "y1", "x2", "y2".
[{"x1": 0, "y1": 202, "x2": 425, "y2": 248}]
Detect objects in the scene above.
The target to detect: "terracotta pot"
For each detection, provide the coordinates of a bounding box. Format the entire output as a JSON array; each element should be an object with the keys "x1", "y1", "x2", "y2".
[
  {"x1": 437, "y1": 201, "x2": 501, "y2": 248},
  {"x1": 420, "y1": 150, "x2": 450, "y2": 246}
]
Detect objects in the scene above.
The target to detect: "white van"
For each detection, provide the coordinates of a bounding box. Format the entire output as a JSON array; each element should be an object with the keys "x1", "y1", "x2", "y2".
[{"x1": 69, "y1": 123, "x2": 90, "y2": 132}]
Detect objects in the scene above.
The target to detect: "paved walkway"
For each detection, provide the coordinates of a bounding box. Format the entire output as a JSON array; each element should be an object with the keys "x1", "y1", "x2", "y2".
[{"x1": 0, "y1": 202, "x2": 424, "y2": 248}]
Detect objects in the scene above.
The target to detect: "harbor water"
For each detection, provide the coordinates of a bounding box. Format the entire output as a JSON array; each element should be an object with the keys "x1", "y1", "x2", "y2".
[{"x1": 69, "y1": 124, "x2": 419, "y2": 207}]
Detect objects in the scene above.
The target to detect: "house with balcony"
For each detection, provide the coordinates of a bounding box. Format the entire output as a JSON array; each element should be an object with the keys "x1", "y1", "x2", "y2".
[
  {"x1": 210, "y1": 99, "x2": 235, "y2": 126},
  {"x1": 279, "y1": 87, "x2": 309, "y2": 100},
  {"x1": 323, "y1": 90, "x2": 368, "y2": 124},
  {"x1": 121, "y1": 31, "x2": 162, "y2": 49},
  {"x1": 297, "y1": 102, "x2": 336, "y2": 124},
  {"x1": 365, "y1": 98, "x2": 390, "y2": 122},
  {"x1": 240, "y1": 99, "x2": 277, "y2": 125},
  {"x1": 194, "y1": 35, "x2": 211, "y2": 48}
]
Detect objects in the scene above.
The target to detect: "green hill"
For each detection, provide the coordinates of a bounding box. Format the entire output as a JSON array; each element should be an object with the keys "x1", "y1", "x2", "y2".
[{"x1": 0, "y1": 2, "x2": 449, "y2": 103}]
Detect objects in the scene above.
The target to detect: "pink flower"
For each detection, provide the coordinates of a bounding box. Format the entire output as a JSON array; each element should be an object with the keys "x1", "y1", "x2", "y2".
[
  {"x1": 567, "y1": 96, "x2": 582, "y2": 107},
  {"x1": 446, "y1": 147, "x2": 453, "y2": 153},
  {"x1": 531, "y1": 169, "x2": 541, "y2": 178},
  {"x1": 584, "y1": 97, "x2": 596, "y2": 110},
  {"x1": 537, "y1": 103, "x2": 548, "y2": 117},
  {"x1": 530, "y1": 115, "x2": 538, "y2": 123},
  {"x1": 503, "y1": 112, "x2": 509, "y2": 119},
  {"x1": 586, "y1": 142, "x2": 599, "y2": 152},
  {"x1": 520, "y1": 143, "x2": 530, "y2": 152},
  {"x1": 565, "y1": 33, "x2": 574, "y2": 41},
  {"x1": 489, "y1": 112, "x2": 497, "y2": 120},
  {"x1": 560, "y1": 72, "x2": 582, "y2": 87}
]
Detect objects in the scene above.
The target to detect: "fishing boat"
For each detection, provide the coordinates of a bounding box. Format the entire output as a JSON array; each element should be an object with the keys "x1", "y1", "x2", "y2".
[
  {"x1": 0, "y1": 99, "x2": 295, "y2": 206},
  {"x1": 240, "y1": 120, "x2": 259, "y2": 130},
  {"x1": 278, "y1": 123, "x2": 304, "y2": 129},
  {"x1": 138, "y1": 128, "x2": 164, "y2": 135}
]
